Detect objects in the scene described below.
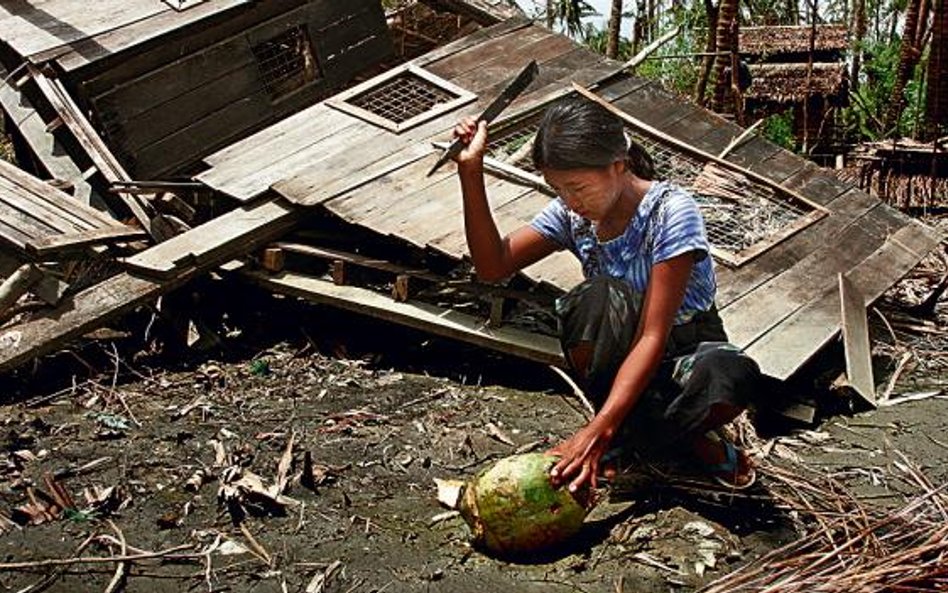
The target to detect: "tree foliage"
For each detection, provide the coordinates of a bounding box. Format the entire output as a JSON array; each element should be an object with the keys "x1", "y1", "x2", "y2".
[{"x1": 557, "y1": 0, "x2": 944, "y2": 147}]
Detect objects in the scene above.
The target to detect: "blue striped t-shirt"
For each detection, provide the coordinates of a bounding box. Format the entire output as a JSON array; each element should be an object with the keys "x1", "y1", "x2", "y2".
[{"x1": 529, "y1": 180, "x2": 717, "y2": 325}]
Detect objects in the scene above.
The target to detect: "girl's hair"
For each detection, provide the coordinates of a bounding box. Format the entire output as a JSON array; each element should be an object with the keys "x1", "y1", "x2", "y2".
[{"x1": 531, "y1": 95, "x2": 656, "y2": 180}]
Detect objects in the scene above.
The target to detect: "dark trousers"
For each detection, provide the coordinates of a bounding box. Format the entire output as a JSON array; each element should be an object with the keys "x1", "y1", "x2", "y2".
[{"x1": 556, "y1": 277, "x2": 762, "y2": 454}]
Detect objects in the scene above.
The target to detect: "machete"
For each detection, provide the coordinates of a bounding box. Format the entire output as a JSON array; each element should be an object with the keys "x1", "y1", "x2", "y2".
[{"x1": 427, "y1": 60, "x2": 539, "y2": 177}]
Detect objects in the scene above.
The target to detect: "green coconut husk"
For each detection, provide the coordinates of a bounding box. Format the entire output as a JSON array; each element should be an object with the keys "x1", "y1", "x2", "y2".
[{"x1": 459, "y1": 453, "x2": 590, "y2": 555}]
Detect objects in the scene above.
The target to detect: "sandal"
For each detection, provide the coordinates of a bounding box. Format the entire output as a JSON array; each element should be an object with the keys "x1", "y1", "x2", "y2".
[{"x1": 699, "y1": 431, "x2": 756, "y2": 490}]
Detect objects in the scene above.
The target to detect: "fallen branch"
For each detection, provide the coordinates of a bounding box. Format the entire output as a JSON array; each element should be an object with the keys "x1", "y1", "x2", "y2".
[{"x1": 0, "y1": 544, "x2": 195, "y2": 570}]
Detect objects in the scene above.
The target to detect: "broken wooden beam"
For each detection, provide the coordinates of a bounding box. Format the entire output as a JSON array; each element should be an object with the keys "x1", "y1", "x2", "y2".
[
  {"x1": 838, "y1": 273, "x2": 876, "y2": 407},
  {"x1": 27, "y1": 66, "x2": 156, "y2": 237},
  {"x1": 242, "y1": 269, "x2": 565, "y2": 367},
  {"x1": 25, "y1": 226, "x2": 147, "y2": 257},
  {"x1": 0, "y1": 199, "x2": 303, "y2": 374},
  {"x1": 0, "y1": 64, "x2": 96, "y2": 208},
  {"x1": 0, "y1": 264, "x2": 42, "y2": 314},
  {"x1": 122, "y1": 198, "x2": 299, "y2": 278},
  {"x1": 0, "y1": 255, "x2": 67, "y2": 306}
]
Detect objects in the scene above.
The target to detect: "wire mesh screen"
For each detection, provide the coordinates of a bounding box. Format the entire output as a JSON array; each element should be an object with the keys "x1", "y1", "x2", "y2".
[
  {"x1": 252, "y1": 25, "x2": 320, "y2": 99},
  {"x1": 346, "y1": 71, "x2": 460, "y2": 125},
  {"x1": 483, "y1": 109, "x2": 819, "y2": 263},
  {"x1": 629, "y1": 128, "x2": 813, "y2": 256},
  {"x1": 487, "y1": 115, "x2": 542, "y2": 172}
]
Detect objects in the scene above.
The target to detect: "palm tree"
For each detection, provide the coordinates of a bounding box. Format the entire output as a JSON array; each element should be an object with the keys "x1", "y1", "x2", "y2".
[
  {"x1": 927, "y1": 0, "x2": 948, "y2": 138},
  {"x1": 694, "y1": 0, "x2": 719, "y2": 105},
  {"x1": 851, "y1": 0, "x2": 867, "y2": 93},
  {"x1": 884, "y1": 0, "x2": 925, "y2": 133},
  {"x1": 710, "y1": 0, "x2": 739, "y2": 113},
  {"x1": 548, "y1": 0, "x2": 596, "y2": 38},
  {"x1": 606, "y1": 0, "x2": 624, "y2": 58}
]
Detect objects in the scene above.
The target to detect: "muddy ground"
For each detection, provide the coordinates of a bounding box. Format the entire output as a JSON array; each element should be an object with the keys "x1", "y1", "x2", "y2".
[{"x1": 0, "y1": 271, "x2": 946, "y2": 593}]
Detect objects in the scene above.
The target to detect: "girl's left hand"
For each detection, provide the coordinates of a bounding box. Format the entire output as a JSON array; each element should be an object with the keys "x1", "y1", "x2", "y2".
[{"x1": 548, "y1": 419, "x2": 617, "y2": 493}]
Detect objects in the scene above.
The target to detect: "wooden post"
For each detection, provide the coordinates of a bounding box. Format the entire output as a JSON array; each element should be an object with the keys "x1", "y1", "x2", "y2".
[
  {"x1": 331, "y1": 260, "x2": 348, "y2": 285},
  {"x1": 261, "y1": 248, "x2": 285, "y2": 273},
  {"x1": 488, "y1": 296, "x2": 505, "y2": 327},
  {"x1": 392, "y1": 274, "x2": 411, "y2": 302}
]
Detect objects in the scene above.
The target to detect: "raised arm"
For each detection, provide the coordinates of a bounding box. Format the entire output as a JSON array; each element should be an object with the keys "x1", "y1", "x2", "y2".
[{"x1": 453, "y1": 118, "x2": 557, "y2": 282}]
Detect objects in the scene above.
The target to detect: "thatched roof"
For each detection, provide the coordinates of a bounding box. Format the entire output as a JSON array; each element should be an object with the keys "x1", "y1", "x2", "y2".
[
  {"x1": 745, "y1": 62, "x2": 848, "y2": 103},
  {"x1": 740, "y1": 25, "x2": 849, "y2": 57}
]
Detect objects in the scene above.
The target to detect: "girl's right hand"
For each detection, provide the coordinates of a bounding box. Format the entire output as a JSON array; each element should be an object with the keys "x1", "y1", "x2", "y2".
[{"x1": 453, "y1": 117, "x2": 488, "y2": 167}]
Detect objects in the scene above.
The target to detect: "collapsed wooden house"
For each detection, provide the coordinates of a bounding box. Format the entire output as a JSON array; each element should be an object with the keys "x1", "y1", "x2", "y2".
[
  {"x1": 0, "y1": 14, "x2": 941, "y2": 405},
  {"x1": 0, "y1": 0, "x2": 394, "y2": 185},
  {"x1": 739, "y1": 25, "x2": 850, "y2": 159}
]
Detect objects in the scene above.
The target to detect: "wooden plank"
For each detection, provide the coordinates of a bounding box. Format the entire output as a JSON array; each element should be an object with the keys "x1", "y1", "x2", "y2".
[
  {"x1": 0, "y1": 1, "x2": 169, "y2": 61},
  {"x1": 102, "y1": 64, "x2": 267, "y2": 156},
  {"x1": 838, "y1": 273, "x2": 876, "y2": 406},
  {"x1": 75, "y1": 0, "x2": 309, "y2": 93},
  {"x1": 613, "y1": 82, "x2": 709, "y2": 134},
  {"x1": 201, "y1": 102, "x2": 357, "y2": 169},
  {"x1": 720, "y1": 203, "x2": 905, "y2": 349},
  {"x1": 26, "y1": 226, "x2": 147, "y2": 257},
  {"x1": 53, "y1": 0, "x2": 249, "y2": 71},
  {"x1": 0, "y1": 160, "x2": 114, "y2": 231},
  {"x1": 0, "y1": 157, "x2": 115, "y2": 227},
  {"x1": 425, "y1": 24, "x2": 550, "y2": 81},
  {"x1": 29, "y1": 68, "x2": 129, "y2": 182},
  {"x1": 715, "y1": 188, "x2": 876, "y2": 307},
  {"x1": 242, "y1": 269, "x2": 565, "y2": 367},
  {"x1": 28, "y1": 68, "x2": 155, "y2": 235},
  {"x1": 521, "y1": 249, "x2": 584, "y2": 291},
  {"x1": 128, "y1": 85, "x2": 316, "y2": 180},
  {"x1": 0, "y1": 176, "x2": 91, "y2": 235},
  {"x1": 323, "y1": 156, "x2": 458, "y2": 228},
  {"x1": 0, "y1": 264, "x2": 42, "y2": 314},
  {"x1": 199, "y1": 116, "x2": 379, "y2": 202},
  {"x1": 314, "y1": 3, "x2": 393, "y2": 88},
  {"x1": 746, "y1": 219, "x2": 941, "y2": 380},
  {"x1": 418, "y1": 0, "x2": 523, "y2": 24},
  {"x1": 88, "y1": 33, "x2": 258, "y2": 128},
  {"x1": 0, "y1": 65, "x2": 93, "y2": 204},
  {"x1": 659, "y1": 108, "x2": 733, "y2": 153},
  {"x1": 412, "y1": 17, "x2": 532, "y2": 68},
  {"x1": 449, "y1": 32, "x2": 577, "y2": 92},
  {"x1": 0, "y1": 272, "x2": 164, "y2": 374},
  {"x1": 0, "y1": 216, "x2": 43, "y2": 251},
  {"x1": 123, "y1": 197, "x2": 300, "y2": 278},
  {"x1": 396, "y1": 176, "x2": 533, "y2": 255}
]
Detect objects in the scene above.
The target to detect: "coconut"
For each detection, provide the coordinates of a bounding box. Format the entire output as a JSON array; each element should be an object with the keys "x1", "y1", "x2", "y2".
[{"x1": 458, "y1": 453, "x2": 589, "y2": 555}]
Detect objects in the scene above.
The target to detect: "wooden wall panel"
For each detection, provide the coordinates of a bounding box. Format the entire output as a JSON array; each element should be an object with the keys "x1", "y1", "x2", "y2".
[{"x1": 80, "y1": 0, "x2": 392, "y2": 178}]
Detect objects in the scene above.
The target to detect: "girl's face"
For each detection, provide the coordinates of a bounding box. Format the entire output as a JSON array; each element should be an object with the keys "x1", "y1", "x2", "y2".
[{"x1": 542, "y1": 161, "x2": 625, "y2": 221}]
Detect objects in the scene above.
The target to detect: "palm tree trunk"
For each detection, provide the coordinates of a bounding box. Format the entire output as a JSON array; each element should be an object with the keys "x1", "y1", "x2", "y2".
[
  {"x1": 631, "y1": 0, "x2": 647, "y2": 54},
  {"x1": 885, "y1": 0, "x2": 924, "y2": 133},
  {"x1": 926, "y1": 0, "x2": 948, "y2": 138},
  {"x1": 694, "y1": 0, "x2": 719, "y2": 105},
  {"x1": 606, "y1": 0, "x2": 624, "y2": 58},
  {"x1": 851, "y1": 0, "x2": 867, "y2": 92},
  {"x1": 711, "y1": 0, "x2": 739, "y2": 113}
]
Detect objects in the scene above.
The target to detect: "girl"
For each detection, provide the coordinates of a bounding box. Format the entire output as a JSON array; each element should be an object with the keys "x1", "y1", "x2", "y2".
[{"x1": 453, "y1": 95, "x2": 761, "y2": 494}]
